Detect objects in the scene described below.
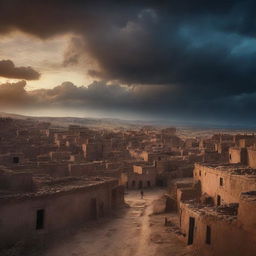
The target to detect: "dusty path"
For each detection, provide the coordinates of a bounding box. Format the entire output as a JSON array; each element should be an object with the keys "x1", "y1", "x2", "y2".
[{"x1": 43, "y1": 189, "x2": 192, "y2": 256}]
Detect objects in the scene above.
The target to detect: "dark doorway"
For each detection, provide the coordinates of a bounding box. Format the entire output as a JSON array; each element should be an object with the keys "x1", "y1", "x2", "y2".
[
  {"x1": 132, "y1": 180, "x2": 136, "y2": 188},
  {"x1": 90, "y1": 198, "x2": 98, "y2": 219},
  {"x1": 147, "y1": 181, "x2": 151, "y2": 187},
  {"x1": 139, "y1": 180, "x2": 143, "y2": 189},
  {"x1": 36, "y1": 209, "x2": 45, "y2": 230},
  {"x1": 188, "y1": 217, "x2": 195, "y2": 245},
  {"x1": 99, "y1": 202, "x2": 104, "y2": 217},
  {"x1": 217, "y1": 195, "x2": 221, "y2": 206},
  {"x1": 13, "y1": 157, "x2": 19, "y2": 164},
  {"x1": 206, "y1": 225, "x2": 211, "y2": 244}
]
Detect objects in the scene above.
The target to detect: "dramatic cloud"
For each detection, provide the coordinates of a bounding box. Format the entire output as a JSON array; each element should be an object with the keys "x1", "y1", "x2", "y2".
[
  {"x1": 0, "y1": 60, "x2": 40, "y2": 80},
  {"x1": 1, "y1": 1, "x2": 256, "y2": 125},
  {"x1": 0, "y1": 80, "x2": 166, "y2": 113},
  {"x1": 0, "y1": 80, "x2": 30, "y2": 106},
  {"x1": 0, "y1": 80, "x2": 256, "y2": 126}
]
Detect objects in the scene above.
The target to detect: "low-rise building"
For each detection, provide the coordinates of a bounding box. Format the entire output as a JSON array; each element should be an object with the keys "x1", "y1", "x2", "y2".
[{"x1": 0, "y1": 175, "x2": 123, "y2": 249}]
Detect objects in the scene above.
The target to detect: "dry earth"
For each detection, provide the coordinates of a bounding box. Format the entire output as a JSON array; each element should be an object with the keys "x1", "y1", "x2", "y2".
[{"x1": 40, "y1": 189, "x2": 192, "y2": 256}]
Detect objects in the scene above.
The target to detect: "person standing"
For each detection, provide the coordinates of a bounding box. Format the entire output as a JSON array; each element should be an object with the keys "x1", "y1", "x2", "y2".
[{"x1": 140, "y1": 190, "x2": 144, "y2": 199}]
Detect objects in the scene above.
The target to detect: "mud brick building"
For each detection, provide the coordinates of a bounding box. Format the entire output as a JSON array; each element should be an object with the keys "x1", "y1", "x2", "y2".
[
  {"x1": 176, "y1": 162, "x2": 256, "y2": 256},
  {"x1": 0, "y1": 174, "x2": 123, "y2": 249}
]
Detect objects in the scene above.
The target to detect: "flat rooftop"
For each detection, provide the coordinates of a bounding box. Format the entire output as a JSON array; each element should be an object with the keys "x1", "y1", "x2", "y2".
[
  {"x1": 0, "y1": 176, "x2": 117, "y2": 202},
  {"x1": 182, "y1": 200, "x2": 238, "y2": 222},
  {"x1": 197, "y1": 163, "x2": 256, "y2": 176}
]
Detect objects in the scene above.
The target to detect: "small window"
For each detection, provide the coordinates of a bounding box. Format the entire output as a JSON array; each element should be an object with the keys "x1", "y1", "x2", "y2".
[
  {"x1": 206, "y1": 225, "x2": 211, "y2": 244},
  {"x1": 36, "y1": 209, "x2": 45, "y2": 230},
  {"x1": 199, "y1": 170, "x2": 201, "y2": 176},
  {"x1": 229, "y1": 154, "x2": 232, "y2": 160},
  {"x1": 220, "y1": 177, "x2": 223, "y2": 186},
  {"x1": 13, "y1": 157, "x2": 19, "y2": 164},
  {"x1": 217, "y1": 195, "x2": 221, "y2": 206}
]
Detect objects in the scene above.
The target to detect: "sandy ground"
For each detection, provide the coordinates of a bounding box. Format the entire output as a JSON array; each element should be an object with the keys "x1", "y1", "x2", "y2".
[{"x1": 39, "y1": 189, "x2": 192, "y2": 256}]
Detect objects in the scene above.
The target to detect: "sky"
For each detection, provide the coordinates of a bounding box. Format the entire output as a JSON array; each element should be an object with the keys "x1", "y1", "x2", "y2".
[{"x1": 0, "y1": 0, "x2": 256, "y2": 126}]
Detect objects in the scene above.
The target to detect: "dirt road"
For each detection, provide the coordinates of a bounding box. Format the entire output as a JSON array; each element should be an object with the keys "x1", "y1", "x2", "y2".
[{"x1": 43, "y1": 189, "x2": 192, "y2": 256}]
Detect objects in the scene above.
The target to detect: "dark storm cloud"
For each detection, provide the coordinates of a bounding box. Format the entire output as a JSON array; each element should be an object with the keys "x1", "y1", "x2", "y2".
[
  {"x1": 29, "y1": 81, "x2": 133, "y2": 109},
  {"x1": 1, "y1": 0, "x2": 256, "y2": 124},
  {"x1": 0, "y1": 60, "x2": 40, "y2": 80},
  {"x1": 2, "y1": 80, "x2": 256, "y2": 125},
  {"x1": 0, "y1": 79, "x2": 168, "y2": 111}
]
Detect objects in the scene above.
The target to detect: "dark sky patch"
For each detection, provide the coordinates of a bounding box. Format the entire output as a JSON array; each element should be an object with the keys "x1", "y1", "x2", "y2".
[{"x1": 1, "y1": 0, "x2": 256, "y2": 124}]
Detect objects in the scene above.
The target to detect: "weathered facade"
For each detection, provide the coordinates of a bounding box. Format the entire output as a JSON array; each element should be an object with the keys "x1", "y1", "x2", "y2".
[
  {"x1": 0, "y1": 176, "x2": 123, "y2": 249},
  {"x1": 177, "y1": 163, "x2": 256, "y2": 256}
]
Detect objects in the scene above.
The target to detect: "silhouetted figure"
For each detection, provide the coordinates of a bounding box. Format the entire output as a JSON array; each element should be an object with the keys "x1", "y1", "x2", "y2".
[{"x1": 140, "y1": 190, "x2": 144, "y2": 199}]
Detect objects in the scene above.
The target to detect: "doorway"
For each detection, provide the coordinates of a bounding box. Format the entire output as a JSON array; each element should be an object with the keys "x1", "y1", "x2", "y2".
[
  {"x1": 217, "y1": 195, "x2": 221, "y2": 206},
  {"x1": 188, "y1": 217, "x2": 195, "y2": 245},
  {"x1": 36, "y1": 209, "x2": 45, "y2": 230}
]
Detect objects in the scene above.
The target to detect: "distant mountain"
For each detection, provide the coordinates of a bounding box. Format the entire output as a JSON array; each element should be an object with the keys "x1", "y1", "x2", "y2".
[
  {"x1": 0, "y1": 112, "x2": 158, "y2": 129},
  {"x1": 1, "y1": 112, "x2": 255, "y2": 133}
]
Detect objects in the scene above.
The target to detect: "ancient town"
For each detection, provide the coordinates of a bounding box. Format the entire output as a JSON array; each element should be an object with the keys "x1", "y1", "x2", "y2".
[
  {"x1": 0, "y1": 116, "x2": 256, "y2": 256},
  {"x1": 1, "y1": 1, "x2": 256, "y2": 256}
]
